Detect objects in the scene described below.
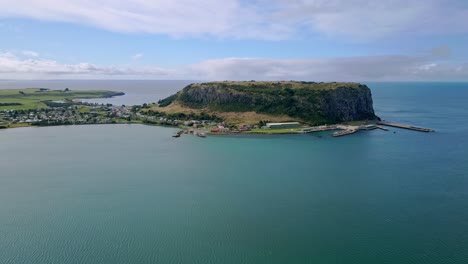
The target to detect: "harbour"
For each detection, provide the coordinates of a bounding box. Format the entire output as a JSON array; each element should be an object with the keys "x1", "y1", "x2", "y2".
[{"x1": 170, "y1": 120, "x2": 435, "y2": 138}]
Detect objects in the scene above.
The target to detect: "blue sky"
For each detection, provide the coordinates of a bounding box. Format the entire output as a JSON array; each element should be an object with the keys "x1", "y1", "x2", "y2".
[{"x1": 0, "y1": 0, "x2": 467, "y2": 81}]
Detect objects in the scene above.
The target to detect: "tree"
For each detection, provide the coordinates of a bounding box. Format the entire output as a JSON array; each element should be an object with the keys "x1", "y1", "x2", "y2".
[{"x1": 259, "y1": 120, "x2": 268, "y2": 127}]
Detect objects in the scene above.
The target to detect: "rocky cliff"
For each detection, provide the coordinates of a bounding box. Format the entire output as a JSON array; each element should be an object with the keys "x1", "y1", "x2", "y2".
[{"x1": 158, "y1": 81, "x2": 379, "y2": 124}]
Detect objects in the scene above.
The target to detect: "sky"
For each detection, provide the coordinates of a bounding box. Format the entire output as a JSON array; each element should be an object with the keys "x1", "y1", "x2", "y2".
[{"x1": 0, "y1": 0, "x2": 467, "y2": 81}]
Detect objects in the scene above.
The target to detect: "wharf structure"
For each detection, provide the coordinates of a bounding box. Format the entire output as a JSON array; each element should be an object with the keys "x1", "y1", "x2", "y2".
[
  {"x1": 377, "y1": 121, "x2": 435, "y2": 132},
  {"x1": 265, "y1": 122, "x2": 301, "y2": 129}
]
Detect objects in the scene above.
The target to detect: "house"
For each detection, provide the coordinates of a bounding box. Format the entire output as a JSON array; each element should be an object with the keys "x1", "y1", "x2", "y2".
[{"x1": 238, "y1": 125, "x2": 251, "y2": 131}]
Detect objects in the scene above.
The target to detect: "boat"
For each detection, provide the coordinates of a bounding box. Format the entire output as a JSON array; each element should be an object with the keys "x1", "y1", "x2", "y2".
[{"x1": 172, "y1": 133, "x2": 181, "y2": 138}]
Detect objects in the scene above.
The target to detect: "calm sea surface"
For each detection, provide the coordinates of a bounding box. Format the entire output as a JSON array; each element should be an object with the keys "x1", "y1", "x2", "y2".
[{"x1": 1, "y1": 81, "x2": 468, "y2": 264}]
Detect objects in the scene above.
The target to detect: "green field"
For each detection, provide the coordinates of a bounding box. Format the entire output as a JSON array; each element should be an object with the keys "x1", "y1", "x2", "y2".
[{"x1": 0, "y1": 88, "x2": 124, "y2": 110}]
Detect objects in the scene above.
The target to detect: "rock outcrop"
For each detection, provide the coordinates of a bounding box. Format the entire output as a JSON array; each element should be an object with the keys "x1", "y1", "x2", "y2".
[{"x1": 158, "y1": 81, "x2": 379, "y2": 124}]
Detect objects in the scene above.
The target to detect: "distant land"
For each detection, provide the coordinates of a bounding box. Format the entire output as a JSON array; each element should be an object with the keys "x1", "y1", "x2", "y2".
[
  {"x1": 155, "y1": 81, "x2": 379, "y2": 125},
  {"x1": 0, "y1": 88, "x2": 124, "y2": 111}
]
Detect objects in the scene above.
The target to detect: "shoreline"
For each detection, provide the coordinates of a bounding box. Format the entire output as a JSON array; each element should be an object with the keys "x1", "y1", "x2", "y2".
[
  {"x1": 0, "y1": 88, "x2": 434, "y2": 137},
  {"x1": 0, "y1": 119, "x2": 436, "y2": 139}
]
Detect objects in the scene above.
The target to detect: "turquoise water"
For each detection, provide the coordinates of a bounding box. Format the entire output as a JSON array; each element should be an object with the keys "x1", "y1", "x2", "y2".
[{"x1": 1, "y1": 82, "x2": 468, "y2": 263}]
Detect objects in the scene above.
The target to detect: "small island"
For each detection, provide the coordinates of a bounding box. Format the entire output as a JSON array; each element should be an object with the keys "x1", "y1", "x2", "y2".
[{"x1": 0, "y1": 82, "x2": 433, "y2": 135}]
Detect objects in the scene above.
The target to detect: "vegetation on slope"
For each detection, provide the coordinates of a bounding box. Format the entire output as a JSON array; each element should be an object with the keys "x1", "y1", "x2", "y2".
[{"x1": 158, "y1": 81, "x2": 378, "y2": 125}]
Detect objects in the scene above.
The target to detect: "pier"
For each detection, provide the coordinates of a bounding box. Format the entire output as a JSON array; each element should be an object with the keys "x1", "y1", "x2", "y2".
[
  {"x1": 377, "y1": 121, "x2": 435, "y2": 132},
  {"x1": 302, "y1": 125, "x2": 337, "y2": 133},
  {"x1": 376, "y1": 126, "x2": 389, "y2": 131},
  {"x1": 332, "y1": 129, "x2": 357, "y2": 137}
]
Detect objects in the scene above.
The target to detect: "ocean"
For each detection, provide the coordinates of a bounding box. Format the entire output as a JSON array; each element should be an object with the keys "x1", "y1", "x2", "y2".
[{"x1": 1, "y1": 81, "x2": 468, "y2": 264}]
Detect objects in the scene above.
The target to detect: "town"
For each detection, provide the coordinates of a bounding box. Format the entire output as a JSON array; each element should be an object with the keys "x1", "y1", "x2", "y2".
[{"x1": 0, "y1": 101, "x2": 225, "y2": 130}]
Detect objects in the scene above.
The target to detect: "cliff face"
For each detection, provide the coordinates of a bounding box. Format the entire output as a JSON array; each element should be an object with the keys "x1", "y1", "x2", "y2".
[
  {"x1": 159, "y1": 81, "x2": 378, "y2": 124},
  {"x1": 318, "y1": 85, "x2": 377, "y2": 122}
]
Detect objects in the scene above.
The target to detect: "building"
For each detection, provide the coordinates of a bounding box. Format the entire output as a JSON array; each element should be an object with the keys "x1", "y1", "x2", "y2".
[{"x1": 265, "y1": 122, "x2": 301, "y2": 129}]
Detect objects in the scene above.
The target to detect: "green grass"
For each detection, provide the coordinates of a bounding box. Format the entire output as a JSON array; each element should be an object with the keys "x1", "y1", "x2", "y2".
[
  {"x1": 191, "y1": 81, "x2": 363, "y2": 91},
  {"x1": 0, "y1": 88, "x2": 124, "y2": 110},
  {"x1": 78, "y1": 107, "x2": 91, "y2": 113}
]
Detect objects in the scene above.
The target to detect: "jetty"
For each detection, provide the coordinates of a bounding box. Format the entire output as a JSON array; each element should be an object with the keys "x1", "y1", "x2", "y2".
[
  {"x1": 302, "y1": 125, "x2": 337, "y2": 133},
  {"x1": 332, "y1": 129, "x2": 357, "y2": 137},
  {"x1": 377, "y1": 121, "x2": 435, "y2": 132},
  {"x1": 376, "y1": 126, "x2": 389, "y2": 131}
]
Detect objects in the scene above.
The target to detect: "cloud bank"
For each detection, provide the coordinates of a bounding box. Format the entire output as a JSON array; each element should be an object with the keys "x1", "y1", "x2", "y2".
[
  {"x1": 0, "y1": 52, "x2": 173, "y2": 79},
  {"x1": 0, "y1": 0, "x2": 467, "y2": 40},
  {"x1": 1, "y1": 51, "x2": 467, "y2": 81},
  {"x1": 190, "y1": 57, "x2": 468, "y2": 81}
]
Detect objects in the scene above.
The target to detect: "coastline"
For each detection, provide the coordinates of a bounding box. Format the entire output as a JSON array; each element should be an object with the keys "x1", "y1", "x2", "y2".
[
  {"x1": 1, "y1": 118, "x2": 435, "y2": 138},
  {"x1": 0, "y1": 85, "x2": 434, "y2": 137}
]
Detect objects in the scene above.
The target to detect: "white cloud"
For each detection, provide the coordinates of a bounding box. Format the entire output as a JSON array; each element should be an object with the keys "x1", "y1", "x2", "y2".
[
  {"x1": 1, "y1": 51, "x2": 467, "y2": 81},
  {"x1": 131, "y1": 53, "x2": 143, "y2": 60},
  {"x1": 0, "y1": 0, "x2": 467, "y2": 40},
  {"x1": 0, "y1": 0, "x2": 280, "y2": 39},
  {"x1": 195, "y1": 57, "x2": 468, "y2": 81},
  {"x1": 0, "y1": 51, "x2": 16, "y2": 59},
  {"x1": 0, "y1": 52, "x2": 174, "y2": 79},
  {"x1": 22, "y1": 50, "x2": 39, "y2": 57},
  {"x1": 188, "y1": 56, "x2": 423, "y2": 81},
  {"x1": 199, "y1": 57, "x2": 468, "y2": 81}
]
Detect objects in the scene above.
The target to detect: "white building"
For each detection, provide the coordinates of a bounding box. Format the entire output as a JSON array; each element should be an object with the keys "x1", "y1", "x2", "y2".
[{"x1": 266, "y1": 122, "x2": 301, "y2": 129}]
